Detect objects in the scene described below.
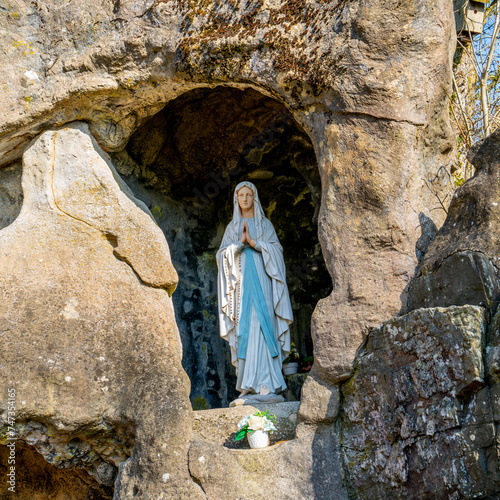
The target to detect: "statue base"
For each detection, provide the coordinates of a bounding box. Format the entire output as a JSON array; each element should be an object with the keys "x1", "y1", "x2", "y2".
[{"x1": 229, "y1": 394, "x2": 285, "y2": 407}]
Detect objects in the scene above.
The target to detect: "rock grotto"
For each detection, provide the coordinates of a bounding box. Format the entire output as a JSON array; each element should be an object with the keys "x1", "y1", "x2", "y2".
[{"x1": 0, "y1": 0, "x2": 498, "y2": 499}]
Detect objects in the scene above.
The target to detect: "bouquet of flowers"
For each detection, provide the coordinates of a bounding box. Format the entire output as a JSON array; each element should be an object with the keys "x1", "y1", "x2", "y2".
[
  {"x1": 283, "y1": 342, "x2": 300, "y2": 365},
  {"x1": 235, "y1": 410, "x2": 277, "y2": 441},
  {"x1": 301, "y1": 356, "x2": 314, "y2": 372}
]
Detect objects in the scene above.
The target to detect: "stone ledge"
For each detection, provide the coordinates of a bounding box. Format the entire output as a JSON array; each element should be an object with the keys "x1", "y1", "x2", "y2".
[{"x1": 193, "y1": 402, "x2": 299, "y2": 449}]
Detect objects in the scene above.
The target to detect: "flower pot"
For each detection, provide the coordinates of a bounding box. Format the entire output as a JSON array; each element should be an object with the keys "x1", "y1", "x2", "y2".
[
  {"x1": 283, "y1": 362, "x2": 299, "y2": 376},
  {"x1": 247, "y1": 430, "x2": 269, "y2": 449}
]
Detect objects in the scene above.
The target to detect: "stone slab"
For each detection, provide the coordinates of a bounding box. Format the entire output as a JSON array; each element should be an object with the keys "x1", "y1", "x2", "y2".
[{"x1": 193, "y1": 402, "x2": 299, "y2": 449}]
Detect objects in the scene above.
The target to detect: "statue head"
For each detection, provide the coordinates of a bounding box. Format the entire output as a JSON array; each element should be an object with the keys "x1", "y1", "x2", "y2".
[
  {"x1": 237, "y1": 186, "x2": 254, "y2": 214},
  {"x1": 231, "y1": 181, "x2": 264, "y2": 237}
]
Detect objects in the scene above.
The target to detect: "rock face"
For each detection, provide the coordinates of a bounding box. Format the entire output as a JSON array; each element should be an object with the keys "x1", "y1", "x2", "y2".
[
  {"x1": 0, "y1": 0, "x2": 459, "y2": 498},
  {"x1": 0, "y1": 123, "x2": 201, "y2": 498},
  {"x1": 408, "y1": 127, "x2": 500, "y2": 313},
  {"x1": 339, "y1": 129, "x2": 500, "y2": 499},
  {"x1": 0, "y1": 0, "x2": 455, "y2": 389},
  {"x1": 0, "y1": 162, "x2": 22, "y2": 230},
  {"x1": 341, "y1": 306, "x2": 500, "y2": 499},
  {"x1": 189, "y1": 419, "x2": 346, "y2": 500}
]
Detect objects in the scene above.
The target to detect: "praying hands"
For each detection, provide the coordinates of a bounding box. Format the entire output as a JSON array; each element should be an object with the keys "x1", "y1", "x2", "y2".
[{"x1": 241, "y1": 221, "x2": 256, "y2": 248}]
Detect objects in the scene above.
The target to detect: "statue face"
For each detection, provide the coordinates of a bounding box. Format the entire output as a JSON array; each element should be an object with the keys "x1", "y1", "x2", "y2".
[{"x1": 237, "y1": 186, "x2": 254, "y2": 212}]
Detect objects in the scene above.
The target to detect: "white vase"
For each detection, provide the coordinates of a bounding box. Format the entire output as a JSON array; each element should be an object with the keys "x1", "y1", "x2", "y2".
[
  {"x1": 283, "y1": 362, "x2": 299, "y2": 375},
  {"x1": 247, "y1": 430, "x2": 269, "y2": 449}
]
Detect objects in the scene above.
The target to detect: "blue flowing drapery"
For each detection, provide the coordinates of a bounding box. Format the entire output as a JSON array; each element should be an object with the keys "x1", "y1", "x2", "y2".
[{"x1": 237, "y1": 246, "x2": 279, "y2": 360}]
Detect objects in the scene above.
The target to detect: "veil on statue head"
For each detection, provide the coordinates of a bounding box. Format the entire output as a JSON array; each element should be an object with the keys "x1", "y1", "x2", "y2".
[{"x1": 231, "y1": 181, "x2": 266, "y2": 239}]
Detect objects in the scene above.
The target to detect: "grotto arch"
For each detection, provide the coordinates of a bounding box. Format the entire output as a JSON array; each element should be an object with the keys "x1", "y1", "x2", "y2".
[{"x1": 113, "y1": 85, "x2": 332, "y2": 409}]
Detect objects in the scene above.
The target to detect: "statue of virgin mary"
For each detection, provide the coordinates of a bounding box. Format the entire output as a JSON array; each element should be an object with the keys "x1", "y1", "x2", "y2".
[{"x1": 217, "y1": 181, "x2": 293, "y2": 398}]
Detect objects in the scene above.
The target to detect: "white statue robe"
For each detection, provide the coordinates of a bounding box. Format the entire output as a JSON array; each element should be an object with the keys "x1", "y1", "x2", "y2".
[{"x1": 217, "y1": 216, "x2": 292, "y2": 394}]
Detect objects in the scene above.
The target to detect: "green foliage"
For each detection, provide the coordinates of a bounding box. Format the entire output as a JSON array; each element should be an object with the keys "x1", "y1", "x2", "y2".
[
  {"x1": 283, "y1": 342, "x2": 300, "y2": 364},
  {"x1": 453, "y1": 170, "x2": 466, "y2": 188},
  {"x1": 192, "y1": 396, "x2": 210, "y2": 410},
  {"x1": 235, "y1": 428, "x2": 247, "y2": 441},
  {"x1": 254, "y1": 410, "x2": 277, "y2": 423}
]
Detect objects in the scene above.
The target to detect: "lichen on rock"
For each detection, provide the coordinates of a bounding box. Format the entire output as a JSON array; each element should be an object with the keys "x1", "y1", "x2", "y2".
[{"x1": 340, "y1": 305, "x2": 497, "y2": 499}]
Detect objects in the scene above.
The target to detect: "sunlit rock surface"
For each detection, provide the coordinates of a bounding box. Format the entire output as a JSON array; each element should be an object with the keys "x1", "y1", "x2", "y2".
[
  {"x1": 0, "y1": 123, "x2": 201, "y2": 498},
  {"x1": 340, "y1": 130, "x2": 500, "y2": 499}
]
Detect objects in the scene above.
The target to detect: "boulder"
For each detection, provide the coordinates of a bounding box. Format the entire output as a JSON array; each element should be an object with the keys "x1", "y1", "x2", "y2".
[
  {"x1": 189, "y1": 423, "x2": 347, "y2": 500},
  {"x1": 0, "y1": 123, "x2": 201, "y2": 498},
  {"x1": 408, "y1": 128, "x2": 500, "y2": 313},
  {"x1": 340, "y1": 305, "x2": 500, "y2": 499}
]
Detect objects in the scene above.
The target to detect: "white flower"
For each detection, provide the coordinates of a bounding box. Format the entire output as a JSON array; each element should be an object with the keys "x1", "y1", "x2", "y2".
[
  {"x1": 263, "y1": 421, "x2": 277, "y2": 432},
  {"x1": 237, "y1": 416, "x2": 250, "y2": 429},
  {"x1": 247, "y1": 415, "x2": 268, "y2": 430},
  {"x1": 236, "y1": 413, "x2": 277, "y2": 435}
]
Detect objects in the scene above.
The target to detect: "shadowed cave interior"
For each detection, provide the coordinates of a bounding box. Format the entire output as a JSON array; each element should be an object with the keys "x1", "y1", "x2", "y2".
[
  {"x1": 115, "y1": 86, "x2": 332, "y2": 409},
  {"x1": 0, "y1": 442, "x2": 114, "y2": 499}
]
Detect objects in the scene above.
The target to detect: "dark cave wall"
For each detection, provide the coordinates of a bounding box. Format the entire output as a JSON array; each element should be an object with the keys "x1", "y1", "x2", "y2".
[
  {"x1": 0, "y1": 443, "x2": 114, "y2": 500},
  {"x1": 0, "y1": 162, "x2": 22, "y2": 230}
]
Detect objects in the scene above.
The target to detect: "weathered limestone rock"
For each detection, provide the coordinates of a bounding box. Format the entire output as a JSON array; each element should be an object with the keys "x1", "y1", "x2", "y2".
[
  {"x1": 0, "y1": 123, "x2": 202, "y2": 498},
  {"x1": 0, "y1": 442, "x2": 117, "y2": 498},
  {"x1": 189, "y1": 400, "x2": 347, "y2": 499},
  {"x1": 348, "y1": 127, "x2": 500, "y2": 499},
  {"x1": 487, "y1": 306, "x2": 500, "y2": 385},
  {"x1": 0, "y1": 0, "x2": 459, "y2": 497},
  {"x1": 298, "y1": 368, "x2": 340, "y2": 424},
  {"x1": 409, "y1": 251, "x2": 500, "y2": 311},
  {"x1": 340, "y1": 305, "x2": 500, "y2": 499},
  {"x1": 408, "y1": 127, "x2": 500, "y2": 313},
  {"x1": 189, "y1": 423, "x2": 347, "y2": 500}
]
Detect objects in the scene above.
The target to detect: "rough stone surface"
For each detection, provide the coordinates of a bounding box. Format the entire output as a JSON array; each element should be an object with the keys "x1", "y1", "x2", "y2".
[
  {"x1": 0, "y1": 442, "x2": 115, "y2": 499},
  {"x1": 283, "y1": 373, "x2": 308, "y2": 402},
  {"x1": 0, "y1": 161, "x2": 22, "y2": 230},
  {"x1": 0, "y1": 0, "x2": 460, "y2": 497},
  {"x1": 0, "y1": 123, "x2": 202, "y2": 498},
  {"x1": 0, "y1": 0, "x2": 456, "y2": 390},
  {"x1": 298, "y1": 368, "x2": 340, "y2": 424},
  {"x1": 340, "y1": 305, "x2": 500, "y2": 499},
  {"x1": 345, "y1": 128, "x2": 500, "y2": 499},
  {"x1": 313, "y1": 112, "x2": 454, "y2": 383},
  {"x1": 409, "y1": 251, "x2": 500, "y2": 311},
  {"x1": 487, "y1": 307, "x2": 500, "y2": 385},
  {"x1": 189, "y1": 423, "x2": 347, "y2": 500},
  {"x1": 408, "y1": 127, "x2": 500, "y2": 314}
]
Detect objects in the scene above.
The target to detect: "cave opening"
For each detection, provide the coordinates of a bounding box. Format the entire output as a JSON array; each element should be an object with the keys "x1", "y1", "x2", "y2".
[
  {"x1": 0, "y1": 442, "x2": 115, "y2": 499},
  {"x1": 115, "y1": 86, "x2": 332, "y2": 409}
]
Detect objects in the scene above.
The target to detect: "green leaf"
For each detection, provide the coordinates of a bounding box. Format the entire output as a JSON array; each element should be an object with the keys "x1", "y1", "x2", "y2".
[{"x1": 235, "y1": 428, "x2": 247, "y2": 441}]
